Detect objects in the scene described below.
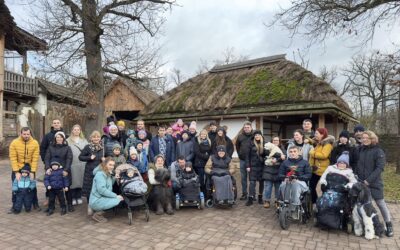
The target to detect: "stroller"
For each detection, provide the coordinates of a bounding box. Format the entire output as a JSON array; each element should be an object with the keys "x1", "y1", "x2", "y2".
[
  {"x1": 205, "y1": 170, "x2": 237, "y2": 208},
  {"x1": 118, "y1": 166, "x2": 150, "y2": 225},
  {"x1": 175, "y1": 170, "x2": 205, "y2": 210},
  {"x1": 315, "y1": 173, "x2": 353, "y2": 233}
]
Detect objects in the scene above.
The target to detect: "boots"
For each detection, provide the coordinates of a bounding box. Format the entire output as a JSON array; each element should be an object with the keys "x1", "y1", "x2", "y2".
[
  {"x1": 47, "y1": 209, "x2": 54, "y2": 216},
  {"x1": 239, "y1": 194, "x2": 247, "y2": 201},
  {"x1": 155, "y1": 202, "x2": 164, "y2": 215},
  {"x1": 263, "y1": 201, "x2": 270, "y2": 208},
  {"x1": 92, "y1": 211, "x2": 107, "y2": 223},
  {"x1": 68, "y1": 205, "x2": 75, "y2": 212},
  {"x1": 386, "y1": 222, "x2": 394, "y2": 237},
  {"x1": 245, "y1": 196, "x2": 254, "y2": 206},
  {"x1": 165, "y1": 203, "x2": 174, "y2": 215},
  {"x1": 258, "y1": 195, "x2": 263, "y2": 205},
  {"x1": 60, "y1": 207, "x2": 67, "y2": 216}
]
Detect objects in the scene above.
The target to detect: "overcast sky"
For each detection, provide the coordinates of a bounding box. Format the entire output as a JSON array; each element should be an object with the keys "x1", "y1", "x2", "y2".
[{"x1": 5, "y1": 0, "x2": 400, "y2": 82}]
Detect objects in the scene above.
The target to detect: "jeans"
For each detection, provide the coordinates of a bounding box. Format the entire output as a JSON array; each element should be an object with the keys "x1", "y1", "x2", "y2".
[
  {"x1": 249, "y1": 180, "x2": 264, "y2": 198},
  {"x1": 239, "y1": 160, "x2": 248, "y2": 195},
  {"x1": 263, "y1": 180, "x2": 281, "y2": 201},
  {"x1": 279, "y1": 180, "x2": 309, "y2": 205}
]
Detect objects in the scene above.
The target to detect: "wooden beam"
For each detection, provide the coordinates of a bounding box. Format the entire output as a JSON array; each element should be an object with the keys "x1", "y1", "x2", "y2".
[
  {"x1": 0, "y1": 34, "x2": 5, "y2": 142},
  {"x1": 318, "y1": 113, "x2": 325, "y2": 128}
]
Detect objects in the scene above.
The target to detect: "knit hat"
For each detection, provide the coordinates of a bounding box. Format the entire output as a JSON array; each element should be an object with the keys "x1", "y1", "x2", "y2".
[
  {"x1": 130, "y1": 147, "x2": 138, "y2": 156},
  {"x1": 353, "y1": 124, "x2": 365, "y2": 133},
  {"x1": 177, "y1": 118, "x2": 183, "y2": 124},
  {"x1": 316, "y1": 128, "x2": 328, "y2": 139},
  {"x1": 109, "y1": 124, "x2": 118, "y2": 131},
  {"x1": 216, "y1": 145, "x2": 226, "y2": 153},
  {"x1": 253, "y1": 130, "x2": 262, "y2": 136},
  {"x1": 50, "y1": 161, "x2": 62, "y2": 168},
  {"x1": 20, "y1": 164, "x2": 31, "y2": 174},
  {"x1": 127, "y1": 129, "x2": 135, "y2": 137},
  {"x1": 138, "y1": 130, "x2": 147, "y2": 137},
  {"x1": 112, "y1": 143, "x2": 122, "y2": 150},
  {"x1": 337, "y1": 151, "x2": 350, "y2": 167},
  {"x1": 54, "y1": 131, "x2": 66, "y2": 139},
  {"x1": 136, "y1": 141, "x2": 143, "y2": 146},
  {"x1": 189, "y1": 121, "x2": 197, "y2": 130},
  {"x1": 103, "y1": 126, "x2": 109, "y2": 134},
  {"x1": 116, "y1": 120, "x2": 125, "y2": 127},
  {"x1": 339, "y1": 130, "x2": 350, "y2": 140}
]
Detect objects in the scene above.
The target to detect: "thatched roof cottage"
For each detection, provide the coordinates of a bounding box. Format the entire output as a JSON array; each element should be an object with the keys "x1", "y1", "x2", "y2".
[{"x1": 139, "y1": 54, "x2": 356, "y2": 142}]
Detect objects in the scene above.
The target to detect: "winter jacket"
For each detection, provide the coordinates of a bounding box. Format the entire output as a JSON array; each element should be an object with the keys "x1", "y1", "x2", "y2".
[
  {"x1": 178, "y1": 170, "x2": 199, "y2": 188},
  {"x1": 102, "y1": 134, "x2": 123, "y2": 157},
  {"x1": 309, "y1": 136, "x2": 335, "y2": 176},
  {"x1": 112, "y1": 154, "x2": 126, "y2": 167},
  {"x1": 329, "y1": 142, "x2": 357, "y2": 169},
  {"x1": 126, "y1": 158, "x2": 146, "y2": 174},
  {"x1": 79, "y1": 144, "x2": 104, "y2": 196},
  {"x1": 208, "y1": 131, "x2": 217, "y2": 144},
  {"x1": 235, "y1": 131, "x2": 253, "y2": 160},
  {"x1": 137, "y1": 149, "x2": 148, "y2": 173},
  {"x1": 319, "y1": 164, "x2": 357, "y2": 191},
  {"x1": 44, "y1": 168, "x2": 69, "y2": 189},
  {"x1": 262, "y1": 142, "x2": 284, "y2": 182},
  {"x1": 119, "y1": 130, "x2": 128, "y2": 148},
  {"x1": 40, "y1": 128, "x2": 65, "y2": 161},
  {"x1": 66, "y1": 137, "x2": 88, "y2": 189},
  {"x1": 149, "y1": 135, "x2": 175, "y2": 166},
  {"x1": 135, "y1": 129, "x2": 152, "y2": 141},
  {"x1": 124, "y1": 138, "x2": 138, "y2": 157},
  {"x1": 176, "y1": 139, "x2": 194, "y2": 163},
  {"x1": 171, "y1": 123, "x2": 184, "y2": 138},
  {"x1": 169, "y1": 161, "x2": 184, "y2": 188},
  {"x1": 193, "y1": 137, "x2": 211, "y2": 169},
  {"x1": 9, "y1": 136, "x2": 40, "y2": 173},
  {"x1": 12, "y1": 176, "x2": 36, "y2": 191},
  {"x1": 44, "y1": 143, "x2": 73, "y2": 173},
  {"x1": 211, "y1": 136, "x2": 234, "y2": 158},
  {"x1": 246, "y1": 139, "x2": 268, "y2": 181},
  {"x1": 205, "y1": 155, "x2": 235, "y2": 175},
  {"x1": 353, "y1": 144, "x2": 386, "y2": 200},
  {"x1": 279, "y1": 156, "x2": 312, "y2": 182},
  {"x1": 286, "y1": 139, "x2": 313, "y2": 162},
  {"x1": 89, "y1": 167, "x2": 120, "y2": 211}
]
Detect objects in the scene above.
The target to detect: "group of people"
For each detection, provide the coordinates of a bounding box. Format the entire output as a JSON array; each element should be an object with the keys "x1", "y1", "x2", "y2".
[{"x1": 7, "y1": 116, "x2": 394, "y2": 237}]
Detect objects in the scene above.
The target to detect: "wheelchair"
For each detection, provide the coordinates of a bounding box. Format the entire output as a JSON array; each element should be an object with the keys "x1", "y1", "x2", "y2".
[{"x1": 276, "y1": 176, "x2": 312, "y2": 230}]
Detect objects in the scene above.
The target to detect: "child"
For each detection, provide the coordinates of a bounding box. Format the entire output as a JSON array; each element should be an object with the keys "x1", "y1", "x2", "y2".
[
  {"x1": 12, "y1": 165, "x2": 36, "y2": 214},
  {"x1": 137, "y1": 130, "x2": 150, "y2": 154},
  {"x1": 126, "y1": 148, "x2": 146, "y2": 175},
  {"x1": 44, "y1": 161, "x2": 69, "y2": 216},
  {"x1": 124, "y1": 129, "x2": 137, "y2": 157},
  {"x1": 178, "y1": 162, "x2": 200, "y2": 203},
  {"x1": 112, "y1": 144, "x2": 126, "y2": 167},
  {"x1": 118, "y1": 166, "x2": 148, "y2": 195},
  {"x1": 136, "y1": 142, "x2": 148, "y2": 179},
  {"x1": 172, "y1": 118, "x2": 184, "y2": 139}
]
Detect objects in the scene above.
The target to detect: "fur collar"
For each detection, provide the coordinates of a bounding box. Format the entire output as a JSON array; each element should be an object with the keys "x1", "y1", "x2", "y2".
[{"x1": 318, "y1": 135, "x2": 335, "y2": 146}]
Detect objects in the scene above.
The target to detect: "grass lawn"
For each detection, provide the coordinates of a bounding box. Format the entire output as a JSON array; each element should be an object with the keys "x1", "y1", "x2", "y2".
[{"x1": 383, "y1": 164, "x2": 400, "y2": 201}]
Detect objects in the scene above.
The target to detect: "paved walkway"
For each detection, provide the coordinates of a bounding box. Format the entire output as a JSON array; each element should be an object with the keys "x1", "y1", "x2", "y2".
[{"x1": 0, "y1": 159, "x2": 399, "y2": 249}]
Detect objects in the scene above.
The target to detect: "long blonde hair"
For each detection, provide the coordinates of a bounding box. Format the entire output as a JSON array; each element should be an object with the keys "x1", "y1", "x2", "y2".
[
  {"x1": 71, "y1": 124, "x2": 85, "y2": 139},
  {"x1": 363, "y1": 130, "x2": 379, "y2": 145},
  {"x1": 197, "y1": 129, "x2": 211, "y2": 145},
  {"x1": 254, "y1": 136, "x2": 264, "y2": 155}
]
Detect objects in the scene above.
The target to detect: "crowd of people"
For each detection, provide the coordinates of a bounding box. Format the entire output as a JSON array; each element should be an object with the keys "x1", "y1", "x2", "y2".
[{"x1": 7, "y1": 116, "x2": 394, "y2": 237}]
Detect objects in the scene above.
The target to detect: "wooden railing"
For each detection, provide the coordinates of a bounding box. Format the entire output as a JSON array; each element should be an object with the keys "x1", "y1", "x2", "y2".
[{"x1": 4, "y1": 70, "x2": 38, "y2": 97}]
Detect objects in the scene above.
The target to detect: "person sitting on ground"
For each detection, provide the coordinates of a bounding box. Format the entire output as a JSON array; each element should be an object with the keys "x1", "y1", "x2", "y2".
[
  {"x1": 44, "y1": 161, "x2": 69, "y2": 216},
  {"x1": 12, "y1": 165, "x2": 36, "y2": 214},
  {"x1": 278, "y1": 146, "x2": 312, "y2": 206},
  {"x1": 89, "y1": 158, "x2": 124, "y2": 223}
]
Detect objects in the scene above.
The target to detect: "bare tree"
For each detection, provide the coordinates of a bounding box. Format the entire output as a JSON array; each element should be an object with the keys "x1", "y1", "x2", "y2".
[
  {"x1": 195, "y1": 58, "x2": 210, "y2": 75},
  {"x1": 292, "y1": 48, "x2": 309, "y2": 69},
  {"x1": 270, "y1": 0, "x2": 400, "y2": 45},
  {"x1": 318, "y1": 65, "x2": 352, "y2": 97},
  {"x1": 28, "y1": 0, "x2": 172, "y2": 132},
  {"x1": 214, "y1": 47, "x2": 249, "y2": 66},
  {"x1": 170, "y1": 67, "x2": 185, "y2": 86}
]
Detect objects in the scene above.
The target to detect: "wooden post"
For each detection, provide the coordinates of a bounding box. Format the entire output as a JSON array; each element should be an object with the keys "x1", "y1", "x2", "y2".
[
  {"x1": 332, "y1": 116, "x2": 338, "y2": 138},
  {"x1": 0, "y1": 34, "x2": 5, "y2": 142},
  {"x1": 318, "y1": 113, "x2": 325, "y2": 128},
  {"x1": 259, "y1": 116, "x2": 263, "y2": 133},
  {"x1": 22, "y1": 51, "x2": 28, "y2": 77}
]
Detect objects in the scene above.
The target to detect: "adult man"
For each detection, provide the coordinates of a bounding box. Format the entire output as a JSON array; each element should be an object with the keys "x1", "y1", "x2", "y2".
[
  {"x1": 149, "y1": 126, "x2": 175, "y2": 166},
  {"x1": 40, "y1": 119, "x2": 65, "y2": 162},
  {"x1": 352, "y1": 124, "x2": 365, "y2": 147},
  {"x1": 168, "y1": 156, "x2": 186, "y2": 193},
  {"x1": 235, "y1": 121, "x2": 253, "y2": 200},
  {"x1": 135, "y1": 119, "x2": 152, "y2": 141},
  {"x1": 208, "y1": 121, "x2": 218, "y2": 143},
  {"x1": 302, "y1": 119, "x2": 315, "y2": 141},
  {"x1": 9, "y1": 127, "x2": 40, "y2": 213}
]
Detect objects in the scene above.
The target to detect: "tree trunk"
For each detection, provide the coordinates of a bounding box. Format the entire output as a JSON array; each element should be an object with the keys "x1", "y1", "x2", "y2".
[{"x1": 82, "y1": 0, "x2": 104, "y2": 134}]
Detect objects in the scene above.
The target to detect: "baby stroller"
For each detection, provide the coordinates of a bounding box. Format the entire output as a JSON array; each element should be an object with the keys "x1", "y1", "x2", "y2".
[
  {"x1": 315, "y1": 174, "x2": 353, "y2": 233},
  {"x1": 205, "y1": 170, "x2": 237, "y2": 208},
  {"x1": 276, "y1": 175, "x2": 312, "y2": 230},
  {"x1": 175, "y1": 171, "x2": 205, "y2": 210},
  {"x1": 119, "y1": 166, "x2": 150, "y2": 225}
]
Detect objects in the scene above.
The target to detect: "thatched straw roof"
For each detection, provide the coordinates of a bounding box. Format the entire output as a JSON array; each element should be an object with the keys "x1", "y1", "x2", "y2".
[{"x1": 140, "y1": 55, "x2": 355, "y2": 122}]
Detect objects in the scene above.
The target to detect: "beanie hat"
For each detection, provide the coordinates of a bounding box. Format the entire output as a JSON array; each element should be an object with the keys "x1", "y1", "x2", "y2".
[
  {"x1": 130, "y1": 147, "x2": 138, "y2": 156},
  {"x1": 138, "y1": 130, "x2": 147, "y2": 137},
  {"x1": 337, "y1": 151, "x2": 350, "y2": 167},
  {"x1": 316, "y1": 128, "x2": 328, "y2": 140},
  {"x1": 103, "y1": 126, "x2": 109, "y2": 135},
  {"x1": 353, "y1": 124, "x2": 365, "y2": 133},
  {"x1": 189, "y1": 121, "x2": 197, "y2": 130},
  {"x1": 112, "y1": 143, "x2": 121, "y2": 150},
  {"x1": 253, "y1": 130, "x2": 262, "y2": 136},
  {"x1": 339, "y1": 130, "x2": 350, "y2": 140},
  {"x1": 136, "y1": 141, "x2": 143, "y2": 146},
  {"x1": 116, "y1": 120, "x2": 125, "y2": 127},
  {"x1": 20, "y1": 164, "x2": 31, "y2": 173},
  {"x1": 109, "y1": 125, "x2": 118, "y2": 131},
  {"x1": 216, "y1": 145, "x2": 226, "y2": 153},
  {"x1": 127, "y1": 129, "x2": 135, "y2": 137},
  {"x1": 54, "y1": 131, "x2": 66, "y2": 139},
  {"x1": 50, "y1": 161, "x2": 62, "y2": 168},
  {"x1": 177, "y1": 118, "x2": 183, "y2": 124}
]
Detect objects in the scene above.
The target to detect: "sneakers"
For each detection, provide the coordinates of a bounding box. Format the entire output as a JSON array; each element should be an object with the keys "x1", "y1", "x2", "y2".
[
  {"x1": 245, "y1": 197, "x2": 254, "y2": 206},
  {"x1": 264, "y1": 201, "x2": 270, "y2": 208},
  {"x1": 239, "y1": 194, "x2": 247, "y2": 201},
  {"x1": 92, "y1": 211, "x2": 108, "y2": 223},
  {"x1": 72, "y1": 199, "x2": 77, "y2": 206},
  {"x1": 386, "y1": 222, "x2": 394, "y2": 237},
  {"x1": 87, "y1": 206, "x2": 94, "y2": 216},
  {"x1": 77, "y1": 198, "x2": 83, "y2": 205}
]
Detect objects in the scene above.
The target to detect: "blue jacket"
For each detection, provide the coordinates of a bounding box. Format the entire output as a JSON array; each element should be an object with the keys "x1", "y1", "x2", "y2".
[
  {"x1": 138, "y1": 149, "x2": 148, "y2": 173},
  {"x1": 89, "y1": 167, "x2": 120, "y2": 211},
  {"x1": 127, "y1": 158, "x2": 146, "y2": 174},
  {"x1": 12, "y1": 176, "x2": 36, "y2": 191},
  {"x1": 44, "y1": 168, "x2": 69, "y2": 189},
  {"x1": 149, "y1": 135, "x2": 175, "y2": 166},
  {"x1": 279, "y1": 156, "x2": 312, "y2": 182}
]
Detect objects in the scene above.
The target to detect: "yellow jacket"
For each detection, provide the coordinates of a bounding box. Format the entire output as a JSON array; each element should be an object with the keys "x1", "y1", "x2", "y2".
[
  {"x1": 309, "y1": 135, "x2": 335, "y2": 176},
  {"x1": 9, "y1": 136, "x2": 40, "y2": 173}
]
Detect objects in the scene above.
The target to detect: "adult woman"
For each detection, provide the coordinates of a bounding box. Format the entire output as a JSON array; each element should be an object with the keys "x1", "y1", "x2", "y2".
[
  {"x1": 102, "y1": 125, "x2": 122, "y2": 157},
  {"x1": 211, "y1": 127, "x2": 234, "y2": 157},
  {"x1": 272, "y1": 136, "x2": 286, "y2": 160},
  {"x1": 330, "y1": 130, "x2": 357, "y2": 169},
  {"x1": 79, "y1": 131, "x2": 104, "y2": 215},
  {"x1": 89, "y1": 157, "x2": 123, "y2": 223},
  {"x1": 354, "y1": 131, "x2": 393, "y2": 237},
  {"x1": 245, "y1": 130, "x2": 267, "y2": 206},
  {"x1": 308, "y1": 128, "x2": 334, "y2": 204},
  {"x1": 66, "y1": 125, "x2": 88, "y2": 206},
  {"x1": 286, "y1": 129, "x2": 313, "y2": 161},
  {"x1": 193, "y1": 129, "x2": 212, "y2": 193},
  {"x1": 44, "y1": 131, "x2": 73, "y2": 211},
  {"x1": 262, "y1": 142, "x2": 284, "y2": 208}
]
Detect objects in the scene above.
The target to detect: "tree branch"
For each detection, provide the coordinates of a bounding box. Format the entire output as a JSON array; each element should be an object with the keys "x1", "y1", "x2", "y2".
[{"x1": 60, "y1": 0, "x2": 83, "y2": 20}]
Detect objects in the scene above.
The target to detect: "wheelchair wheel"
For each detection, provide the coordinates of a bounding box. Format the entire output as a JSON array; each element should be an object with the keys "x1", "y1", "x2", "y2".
[
  {"x1": 205, "y1": 199, "x2": 214, "y2": 208},
  {"x1": 175, "y1": 199, "x2": 180, "y2": 210},
  {"x1": 200, "y1": 198, "x2": 205, "y2": 209},
  {"x1": 279, "y1": 206, "x2": 290, "y2": 230}
]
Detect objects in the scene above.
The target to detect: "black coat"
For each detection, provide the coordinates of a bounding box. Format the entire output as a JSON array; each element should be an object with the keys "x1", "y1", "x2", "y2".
[
  {"x1": 279, "y1": 156, "x2": 312, "y2": 182},
  {"x1": 208, "y1": 131, "x2": 217, "y2": 144},
  {"x1": 44, "y1": 143, "x2": 73, "y2": 172},
  {"x1": 246, "y1": 140, "x2": 267, "y2": 181},
  {"x1": 79, "y1": 144, "x2": 104, "y2": 197},
  {"x1": 235, "y1": 132, "x2": 253, "y2": 160},
  {"x1": 40, "y1": 128, "x2": 66, "y2": 161},
  {"x1": 211, "y1": 136, "x2": 234, "y2": 158},
  {"x1": 102, "y1": 134, "x2": 123, "y2": 157},
  {"x1": 353, "y1": 145, "x2": 385, "y2": 200},
  {"x1": 330, "y1": 143, "x2": 357, "y2": 168},
  {"x1": 262, "y1": 152, "x2": 283, "y2": 182},
  {"x1": 193, "y1": 138, "x2": 211, "y2": 169},
  {"x1": 176, "y1": 139, "x2": 194, "y2": 163}
]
